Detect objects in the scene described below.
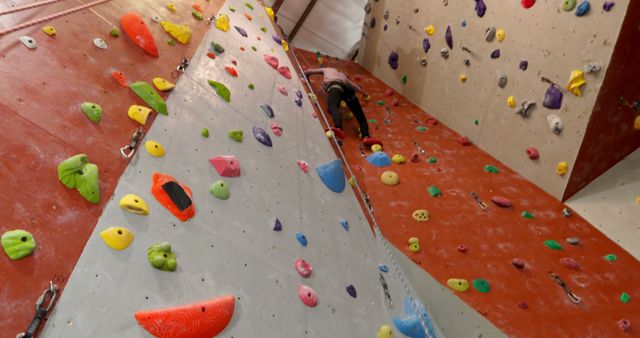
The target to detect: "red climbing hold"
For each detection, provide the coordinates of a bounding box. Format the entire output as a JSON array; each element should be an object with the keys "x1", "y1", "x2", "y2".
[
  {"x1": 354, "y1": 75, "x2": 362, "y2": 82},
  {"x1": 458, "y1": 136, "x2": 471, "y2": 145},
  {"x1": 206, "y1": 52, "x2": 216, "y2": 59},
  {"x1": 277, "y1": 66, "x2": 292, "y2": 79},
  {"x1": 521, "y1": 0, "x2": 535, "y2": 8},
  {"x1": 111, "y1": 71, "x2": 128, "y2": 87},
  {"x1": 457, "y1": 244, "x2": 467, "y2": 253},
  {"x1": 391, "y1": 98, "x2": 399, "y2": 106},
  {"x1": 526, "y1": 147, "x2": 539, "y2": 160},
  {"x1": 385, "y1": 88, "x2": 394, "y2": 96},
  {"x1": 425, "y1": 116, "x2": 438, "y2": 126},
  {"x1": 231, "y1": 59, "x2": 237, "y2": 66},
  {"x1": 151, "y1": 172, "x2": 195, "y2": 221},
  {"x1": 134, "y1": 295, "x2": 235, "y2": 338},
  {"x1": 264, "y1": 54, "x2": 279, "y2": 69},
  {"x1": 491, "y1": 196, "x2": 512, "y2": 208},
  {"x1": 410, "y1": 152, "x2": 420, "y2": 163},
  {"x1": 363, "y1": 137, "x2": 383, "y2": 147},
  {"x1": 120, "y1": 12, "x2": 159, "y2": 57},
  {"x1": 225, "y1": 66, "x2": 238, "y2": 77},
  {"x1": 512, "y1": 258, "x2": 526, "y2": 269}
]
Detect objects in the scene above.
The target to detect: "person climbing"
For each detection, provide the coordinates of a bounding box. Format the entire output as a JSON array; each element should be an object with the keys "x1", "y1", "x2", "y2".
[{"x1": 302, "y1": 67, "x2": 382, "y2": 146}]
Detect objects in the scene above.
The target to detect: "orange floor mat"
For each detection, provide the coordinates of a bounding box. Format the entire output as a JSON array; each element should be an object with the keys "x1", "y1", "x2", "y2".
[{"x1": 295, "y1": 49, "x2": 639, "y2": 337}]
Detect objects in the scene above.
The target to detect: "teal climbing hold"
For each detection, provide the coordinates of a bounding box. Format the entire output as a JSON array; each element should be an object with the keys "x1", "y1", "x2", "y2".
[
  {"x1": 620, "y1": 292, "x2": 631, "y2": 303},
  {"x1": 376, "y1": 100, "x2": 385, "y2": 106},
  {"x1": 472, "y1": 279, "x2": 491, "y2": 293},
  {"x1": 130, "y1": 81, "x2": 168, "y2": 115},
  {"x1": 484, "y1": 165, "x2": 500, "y2": 173},
  {"x1": 427, "y1": 185, "x2": 442, "y2": 197},
  {"x1": 80, "y1": 102, "x2": 102, "y2": 123},
  {"x1": 316, "y1": 159, "x2": 346, "y2": 193},
  {"x1": 428, "y1": 157, "x2": 437, "y2": 163},
  {"x1": 207, "y1": 80, "x2": 231, "y2": 102},
  {"x1": 416, "y1": 126, "x2": 427, "y2": 132},
  {"x1": 521, "y1": 211, "x2": 535, "y2": 219},
  {"x1": 544, "y1": 240, "x2": 563, "y2": 250},
  {"x1": 603, "y1": 254, "x2": 618, "y2": 262}
]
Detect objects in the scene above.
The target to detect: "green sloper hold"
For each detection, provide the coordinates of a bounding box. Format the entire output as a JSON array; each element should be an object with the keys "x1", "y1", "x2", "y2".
[
  {"x1": 1, "y1": 230, "x2": 36, "y2": 260},
  {"x1": 168, "y1": 39, "x2": 176, "y2": 46},
  {"x1": 427, "y1": 185, "x2": 442, "y2": 197},
  {"x1": 428, "y1": 157, "x2": 437, "y2": 163},
  {"x1": 416, "y1": 126, "x2": 426, "y2": 132},
  {"x1": 251, "y1": 46, "x2": 257, "y2": 52},
  {"x1": 245, "y1": 2, "x2": 254, "y2": 10},
  {"x1": 201, "y1": 128, "x2": 209, "y2": 138},
  {"x1": 474, "y1": 119, "x2": 480, "y2": 125},
  {"x1": 81, "y1": 102, "x2": 102, "y2": 123},
  {"x1": 260, "y1": 27, "x2": 267, "y2": 33},
  {"x1": 57, "y1": 154, "x2": 100, "y2": 203},
  {"x1": 228, "y1": 129, "x2": 243, "y2": 142},
  {"x1": 192, "y1": 11, "x2": 203, "y2": 20},
  {"x1": 209, "y1": 180, "x2": 230, "y2": 200},
  {"x1": 248, "y1": 83, "x2": 255, "y2": 90},
  {"x1": 147, "y1": 242, "x2": 177, "y2": 271},
  {"x1": 484, "y1": 165, "x2": 500, "y2": 173},
  {"x1": 472, "y1": 279, "x2": 491, "y2": 293},
  {"x1": 620, "y1": 292, "x2": 631, "y2": 303},
  {"x1": 544, "y1": 240, "x2": 563, "y2": 250},
  {"x1": 402, "y1": 75, "x2": 408, "y2": 84},
  {"x1": 376, "y1": 100, "x2": 385, "y2": 106},
  {"x1": 521, "y1": 211, "x2": 535, "y2": 219},
  {"x1": 212, "y1": 42, "x2": 225, "y2": 54},
  {"x1": 368, "y1": 119, "x2": 377, "y2": 123},
  {"x1": 130, "y1": 81, "x2": 168, "y2": 115},
  {"x1": 604, "y1": 254, "x2": 618, "y2": 262},
  {"x1": 207, "y1": 80, "x2": 231, "y2": 103},
  {"x1": 229, "y1": 6, "x2": 236, "y2": 12}
]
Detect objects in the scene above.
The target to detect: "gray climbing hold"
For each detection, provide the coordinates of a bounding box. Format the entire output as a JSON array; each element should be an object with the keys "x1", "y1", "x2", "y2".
[
  {"x1": 497, "y1": 74, "x2": 508, "y2": 88},
  {"x1": 485, "y1": 26, "x2": 496, "y2": 42},
  {"x1": 440, "y1": 48, "x2": 450, "y2": 59},
  {"x1": 516, "y1": 101, "x2": 536, "y2": 118}
]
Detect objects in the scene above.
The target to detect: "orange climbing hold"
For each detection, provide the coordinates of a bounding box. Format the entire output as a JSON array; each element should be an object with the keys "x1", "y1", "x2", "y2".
[
  {"x1": 135, "y1": 295, "x2": 235, "y2": 338},
  {"x1": 244, "y1": 13, "x2": 253, "y2": 21},
  {"x1": 192, "y1": 3, "x2": 203, "y2": 12},
  {"x1": 120, "y1": 12, "x2": 159, "y2": 57},
  {"x1": 111, "y1": 71, "x2": 128, "y2": 87},
  {"x1": 151, "y1": 173, "x2": 195, "y2": 222},
  {"x1": 225, "y1": 66, "x2": 238, "y2": 77}
]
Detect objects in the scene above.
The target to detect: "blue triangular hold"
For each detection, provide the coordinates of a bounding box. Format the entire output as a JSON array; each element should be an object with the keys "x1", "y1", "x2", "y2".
[
  {"x1": 393, "y1": 296, "x2": 437, "y2": 338},
  {"x1": 316, "y1": 159, "x2": 345, "y2": 193},
  {"x1": 367, "y1": 152, "x2": 392, "y2": 167}
]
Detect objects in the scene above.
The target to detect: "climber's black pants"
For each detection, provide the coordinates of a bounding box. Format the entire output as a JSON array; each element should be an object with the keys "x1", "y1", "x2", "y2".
[{"x1": 326, "y1": 82, "x2": 369, "y2": 138}]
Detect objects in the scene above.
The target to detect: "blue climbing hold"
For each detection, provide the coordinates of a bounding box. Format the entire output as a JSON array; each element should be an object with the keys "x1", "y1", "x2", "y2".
[
  {"x1": 576, "y1": 1, "x2": 590, "y2": 16},
  {"x1": 340, "y1": 219, "x2": 349, "y2": 231},
  {"x1": 273, "y1": 218, "x2": 282, "y2": 231},
  {"x1": 422, "y1": 38, "x2": 430, "y2": 54},
  {"x1": 367, "y1": 152, "x2": 392, "y2": 167},
  {"x1": 379, "y1": 264, "x2": 389, "y2": 273},
  {"x1": 393, "y1": 297, "x2": 437, "y2": 338},
  {"x1": 316, "y1": 159, "x2": 346, "y2": 193},
  {"x1": 234, "y1": 26, "x2": 248, "y2": 37},
  {"x1": 296, "y1": 232, "x2": 308, "y2": 247},
  {"x1": 346, "y1": 285, "x2": 357, "y2": 298}
]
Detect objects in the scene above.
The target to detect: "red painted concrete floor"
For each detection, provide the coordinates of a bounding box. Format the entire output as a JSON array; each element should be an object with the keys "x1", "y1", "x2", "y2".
[
  {"x1": 0, "y1": 0, "x2": 224, "y2": 335},
  {"x1": 294, "y1": 49, "x2": 640, "y2": 337}
]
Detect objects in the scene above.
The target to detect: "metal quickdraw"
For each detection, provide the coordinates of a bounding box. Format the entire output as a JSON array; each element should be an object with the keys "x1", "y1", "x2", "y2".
[
  {"x1": 379, "y1": 273, "x2": 393, "y2": 309},
  {"x1": 170, "y1": 57, "x2": 190, "y2": 78},
  {"x1": 205, "y1": 14, "x2": 216, "y2": 25},
  {"x1": 364, "y1": 193, "x2": 374, "y2": 214},
  {"x1": 550, "y1": 272, "x2": 582, "y2": 304},
  {"x1": 413, "y1": 141, "x2": 426, "y2": 155},
  {"x1": 17, "y1": 281, "x2": 58, "y2": 338},
  {"x1": 120, "y1": 127, "x2": 145, "y2": 159},
  {"x1": 470, "y1": 191, "x2": 488, "y2": 210}
]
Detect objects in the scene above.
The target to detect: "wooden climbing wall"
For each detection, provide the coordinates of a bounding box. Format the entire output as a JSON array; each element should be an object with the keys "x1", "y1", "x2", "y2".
[
  {"x1": 0, "y1": 0, "x2": 224, "y2": 334},
  {"x1": 295, "y1": 48, "x2": 640, "y2": 337}
]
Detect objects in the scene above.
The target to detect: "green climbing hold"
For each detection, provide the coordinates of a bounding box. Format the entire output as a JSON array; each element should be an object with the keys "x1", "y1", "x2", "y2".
[
  {"x1": 57, "y1": 154, "x2": 100, "y2": 203},
  {"x1": 229, "y1": 6, "x2": 236, "y2": 12},
  {"x1": 228, "y1": 129, "x2": 243, "y2": 142},
  {"x1": 209, "y1": 180, "x2": 230, "y2": 200},
  {"x1": 1, "y1": 229, "x2": 36, "y2": 260},
  {"x1": 428, "y1": 157, "x2": 437, "y2": 163},
  {"x1": 212, "y1": 42, "x2": 225, "y2": 54},
  {"x1": 474, "y1": 119, "x2": 479, "y2": 125},
  {"x1": 620, "y1": 292, "x2": 631, "y2": 303},
  {"x1": 147, "y1": 242, "x2": 177, "y2": 271},
  {"x1": 201, "y1": 128, "x2": 209, "y2": 138},
  {"x1": 402, "y1": 75, "x2": 408, "y2": 84},
  {"x1": 260, "y1": 27, "x2": 267, "y2": 33},
  {"x1": 484, "y1": 165, "x2": 500, "y2": 173},
  {"x1": 251, "y1": 46, "x2": 257, "y2": 51},
  {"x1": 521, "y1": 211, "x2": 535, "y2": 219},
  {"x1": 207, "y1": 80, "x2": 231, "y2": 102},
  {"x1": 316, "y1": 51, "x2": 322, "y2": 58},
  {"x1": 376, "y1": 100, "x2": 385, "y2": 106},
  {"x1": 544, "y1": 240, "x2": 563, "y2": 250},
  {"x1": 245, "y1": 2, "x2": 254, "y2": 10},
  {"x1": 192, "y1": 10, "x2": 203, "y2": 20},
  {"x1": 81, "y1": 102, "x2": 102, "y2": 123},
  {"x1": 248, "y1": 83, "x2": 255, "y2": 90},
  {"x1": 603, "y1": 254, "x2": 618, "y2": 262},
  {"x1": 368, "y1": 119, "x2": 377, "y2": 123},
  {"x1": 416, "y1": 126, "x2": 427, "y2": 132},
  {"x1": 472, "y1": 279, "x2": 491, "y2": 293},
  {"x1": 168, "y1": 39, "x2": 176, "y2": 46},
  {"x1": 130, "y1": 81, "x2": 168, "y2": 115},
  {"x1": 110, "y1": 28, "x2": 120, "y2": 37},
  {"x1": 427, "y1": 185, "x2": 442, "y2": 197}
]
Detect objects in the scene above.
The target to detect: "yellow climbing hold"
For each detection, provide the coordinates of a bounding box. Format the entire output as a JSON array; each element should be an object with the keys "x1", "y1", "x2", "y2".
[
  {"x1": 152, "y1": 77, "x2": 176, "y2": 91},
  {"x1": 634, "y1": 115, "x2": 640, "y2": 130},
  {"x1": 281, "y1": 40, "x2": 289, "y2": 52},
  {"x1": 325, "y1": 130, "x2": 335, "y2": 138},
  {"x1": 507, "y1": 96, "x2": 516, "y2": 108},
  {"x1": 391, "y1": 154, "x2": 406, "y2": 164},
  {"x1": 160, "y1": 21, "x2": 192, "y2": 44},
  {"x1": 447, "y1": 278, "x2": 470, "y2": 292},
  {"x1": 496, "y1": 28, "x2": 505, "y2": 42},
  {"x1": 412, "y1": 209, "x2": 429, "y2": 222},
  {"x1": 42, "y1": 25, "x2": 56, "y2": 36},
  {"x1": 265, "y1": 7, "x2": 275, "y2": 21},
  {"x1": 340, "y1": 101, "x2": 347, "y2": 108},
  {"x1": 424, "y1": 25, "x2": 435, "y2": 36},
  {"x1": 344, "y1": 111, "x2": 354, "y2": 119},
  {"x1": 408, "y1": 237, "x2": 420, "y2": 253},
  {"x1": 371, "y1": 144, "x2": 383, "y2": 152},
  {"x1": 348, "y1": 176, "x2": 356, "y2": 187},
  {"x1": 381, "y1": 171, "x2": 399, "y2": 186},
  {"x1": 556, "y1": 161, "x2": 568, "y2": 175},
  {"x1": 119, "y1": 194, "x2": 149, "y2": 215},
  {"x1": 100, "y1": 227, "x2": 134, "y2": 251},
  {"x1": 377, "y1": 325, "x2": 393, "y2": 338},
  {"x1": 145, "y1": 140, "x2": 166, "y2": 157},
  {"x1": 459, "y1": 73, "x2": 467, "y2": 83},
  {"x1": 128, "y1": 105, "x2": 152, "y2": 125},
  {"x1": 636, "y1": 194, "x2": 640, "y2": 205},
  {"x1": 166, "y1": 3, "x2": 177, "y2": 12},
  {"x1": 566, "y1": 70, "x2": 586, "y2": 96},
  {"x1": 216, "y1": 14, "x2": 230, "y2": 32}
]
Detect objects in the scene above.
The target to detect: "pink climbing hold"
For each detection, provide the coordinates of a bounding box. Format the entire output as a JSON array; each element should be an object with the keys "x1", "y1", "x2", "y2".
[
  {"x1": 560, "y1": 257, "x2": 579, "y2": 270},
  {"x1": 277, "y1": 65, "x2": 292, "y2": 79},
  {"x1": 296, "y1": 160, "x2": 310, "y2": 173},
  {"x1": 298, "y1": 285, "x2": 318, "y2": 307},
  {"x1": 392, "y1": 98, "x2": 399, "y2": 106},
  {"x1": 209, "y1": 156, "x2": 241, "y2": 177},
  {"x1": 277, "y1": 85, "x2": 288, "y2": 96},
  {"x1": 619, "y1": 319, "x2": 631, "y2": 332},
  {"x1": 354, "y1": 75, "x2": 362, "y2": 82},
  {"x1": 385, "y1": 88, "x2": 394, "y2": 96},
  {"x1": 426, "y1": 116, "x2": 438, "y2": 126},
  {"x1": 521, "y1": 0, "x2": 535, "y2": 8},
  {"x1": 526, "y1": 147, "x2": 539, "y2": 160},
  {"x1": 410, "y1": 152, "x2": 420, "y2": 163},
  {"x1": 263, "y1": 54, "x2": 279, "y2": 69},
  {"x1": 294, "y1": 258, "x2": 313, "y2": 278},
  {"x1": 512, "y1": 258, "x2": 526, "y2": 269},
  {"x1": 231, "y1": 59, "x2": 237, "y2": 65},
  {"x1": 271, "y1": 122, "x2": 283, "y2": 136},
  {"x1": 491, "y1": 196, "x2": 512, "y2": 208},
  {"x1": 458, "y1": 136, "x2": 471, "y2": 145},
  {"x1": 457, "y1": 244, "x2": 467, "y2": 253}
]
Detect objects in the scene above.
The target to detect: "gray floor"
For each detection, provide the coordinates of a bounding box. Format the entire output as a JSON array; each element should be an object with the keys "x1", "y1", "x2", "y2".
[{"x1": 41, "y1": 1, "x2": 503, "y2": 337}]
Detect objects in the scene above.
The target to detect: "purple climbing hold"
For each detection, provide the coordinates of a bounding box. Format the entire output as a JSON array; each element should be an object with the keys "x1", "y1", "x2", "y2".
[
  {"x1": 252, "y1": 126, "x2": 272, "y2": 147},
  {"x1": 603, "y1": 2, "x2": 615, "y2": 11},
  {"x1": 295, "y1": 90, "x2": 303, "y2": 99},
  {"x1": 273, "y1": 218, "x2": 282, "y2": 231},
  {"x1": 234, "y1": 26, "x2": 248, "y2": 37},
  {"x1": 388, "y1": 51, "x2": 399, "y2": 70},
  {"x1": 422, "y1": 38, "x2": 431, "y2": 54},
  {"x1": 384, "y1": 24, "x2": 388, "y2": 31},
  {"x1": 543, "y1": 85, "x2": 563, "y2": 110},
  {"x1": 491, "y1": 49, "x2": 500, "y2": 59},
  {"x1": 519, "y1": 60, "x2": 528, "y2": 71},
  {"x1": 295, "y1": 98, "x2": 302, "y2": 107},
  {"x1": 346, "y1": 285, "x2": 357, "y2": 298},
  {"x1": 370, "y1": 17, "x2": 376, "y2": 28},
  {"x1": 445, "y1": 26, "x2": 453, "y2": 49},
  {"x1": 260, "y1": 103, "x2": 274, "y2": 118},
  {"x1": 272, "y1": 34, "x2": 281, "y2": 44},
  {"x1": 475, "y1": 0, "x2": 487, "y2": 17}
]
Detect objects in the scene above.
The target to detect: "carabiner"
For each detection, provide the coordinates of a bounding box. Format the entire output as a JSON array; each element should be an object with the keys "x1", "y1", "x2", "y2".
[
  {"x1": 550, "y1": 272, "x2": 582, "y2": 304},
  {"x1": 470, "y1": 192, "x2": 488, "y2": 210},
  {"x1": 120, "y1": 127, "x2": 144, "y2": 159},
  {"x1": 17, "y1": 282, "x2": 58, "y2": 338}
]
